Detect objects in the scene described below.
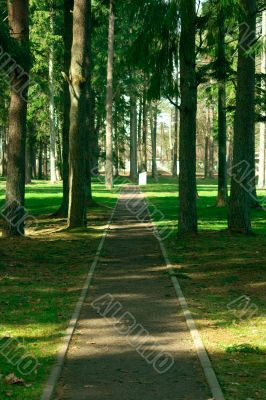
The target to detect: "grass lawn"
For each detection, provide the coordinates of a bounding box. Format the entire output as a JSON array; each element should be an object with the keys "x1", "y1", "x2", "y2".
[
  {"x1": 0, "y1": 178, "x2": 121, "y2": 400},
  {"x1": 143, "y1": 176, "x2": 266, "y2": 400}
]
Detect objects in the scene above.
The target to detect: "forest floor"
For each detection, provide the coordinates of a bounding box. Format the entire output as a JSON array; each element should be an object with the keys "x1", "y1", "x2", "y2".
[
  {"x1": 0, "y1": 177, "x2": 265, "y2": 400},
  {"x1": 143, "y1": 176, "x2": 266, "y2": 400}
]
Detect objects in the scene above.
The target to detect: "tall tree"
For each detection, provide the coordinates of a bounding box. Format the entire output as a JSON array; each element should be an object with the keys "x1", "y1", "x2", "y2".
[
  {"x1": 56, "y1": 0, "x2": 73, "y2": 216},
  {"x1": 150, "y1": 103, "x2": 158, "y2": 181},
  {"x1": 258, "y1": 10, "x2": 266, "y2": 189},
  {"x1": 130, "y1": 95, "x2": 138, "y2": 181},
  {"x1": 67, "y1": 0, "x2": 90, "y2": 228},
  {"x1": 3, "y1": 0, "x2": 30, "y2": 237},
  {"x1": 216, "y1": 4, "x2": 228, "y2": 206},
  {"x1": 105, "y1": 0, "x2": 115, "y2": 190},
  {"x1": 49, "y1": 3, "x2": 57, "y2": 183},
  {"x1": 228, "y1": 0, "x2": 257, "y2": 233},
  {"x1": 178, "y1": 0, "x2": 198, "y2": 234}
]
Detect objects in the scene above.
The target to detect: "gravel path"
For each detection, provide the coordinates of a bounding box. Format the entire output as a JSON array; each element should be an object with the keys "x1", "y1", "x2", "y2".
[{"x1": 54, "y1": 187, "x2": 212, "y2": 400}]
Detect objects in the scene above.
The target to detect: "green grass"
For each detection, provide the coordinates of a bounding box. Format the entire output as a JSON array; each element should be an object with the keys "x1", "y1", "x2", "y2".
[
  {"x1": 0, "y1": 178, "x2": 122, "y2": 400},
  {"x1": 143, "y1": 176, "x2": 266, "y2": 400}
]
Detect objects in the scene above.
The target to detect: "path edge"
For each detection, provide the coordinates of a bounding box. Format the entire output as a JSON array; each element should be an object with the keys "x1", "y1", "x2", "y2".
[
  {"x1": 142, "y1": 190, "x2": 225, "y2": 400},
  {"x1": 40, "y1": 196, "x2": 120, "y2": 400}
]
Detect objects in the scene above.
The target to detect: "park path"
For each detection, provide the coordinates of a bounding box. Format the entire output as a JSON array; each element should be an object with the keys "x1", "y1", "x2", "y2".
[{"x1": 54, "y1": 187, "x2": 211, "y2": 400}]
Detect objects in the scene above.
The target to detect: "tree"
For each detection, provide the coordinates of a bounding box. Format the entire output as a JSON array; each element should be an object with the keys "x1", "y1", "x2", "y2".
[
  {"x1": 150, "y1": 102, "x2": 158, "y2": 181},
  {"x1": 105, "y1": 0, "x2": 115, "y2": 190},
  {"x1": 56, "y1": 0, "x2": 73, "y2": 216},
  {"x1": 3, "y1": 0, "x2": 30, "y2": 237},
  {"x1": 178, "y1": 0, "x2": 198, "y2": 234},
  {"x1": 49, "y1": 2, "x2": 57, "y2": 183},
  {"x1": 216, "y1": 4, "x2": 228, "y2": 206},
  {"x1": 130, "y1": 95, "x2": 138, "y2": 181},
  {"x1": 67, "y1": 0, "x2": 90, "y2": 228},
  {"x1": 228, "y1": 0, "x2": 257, "y2": 233},
  {"x1": 258, "y1": 10, "x2": 266, "y2": 189}
]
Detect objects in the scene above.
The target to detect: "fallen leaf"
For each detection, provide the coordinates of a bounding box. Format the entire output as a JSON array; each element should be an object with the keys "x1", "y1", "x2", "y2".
[{"x1": 5, "y1": 373, "x2": 25, "y2": 386}]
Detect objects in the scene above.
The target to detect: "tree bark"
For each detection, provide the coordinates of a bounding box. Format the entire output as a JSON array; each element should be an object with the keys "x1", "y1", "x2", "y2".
[
  {"x1": 3, "y1": 0, "x2": 30, "y2": 237},
  {"x1": 67, "y1": 0, "x2": 90, "y2": 228},
  {"x1": 228, "y1": 0, "x2": 256, "y2": 233},
  {"x1": 105, "y1": 0, "x2": 115, "y2": 190},
  {"x1": 49, "y1": 4, "x2": 57, "y2": 184},
  {"x1": 38, "y1": 139, "x2": 43, "y2": 180},
  {"x1": 216, "y1": 6, "x2": 228, "y2": 206},
  {"x1": 258, "y1": 10, "x2": 266, "y2": 189},
  {"x1": 141, "y1": 90, "x2": 147, "y2": 172},
  {"x1": 150, "y1": 103, "x2": 158, "y2": 182},
  {"x1": 55, "y1": 0, "x2": 73, "y2": 216},
  {"x1": 172, "y1": 105, "x2": 179, "y2": 177},
  {"x1": 178, "y1": 0, "x2": 197, "y2": 235},
  {"x1": 130, "y1": 95, "x2": 138, "y2": 182},
  {"x1": 1, "y1": 125, "x2": 7, "y2": 176},
  {"x1": 204, "y1": 134, "x2": 209, "y2": 179}
]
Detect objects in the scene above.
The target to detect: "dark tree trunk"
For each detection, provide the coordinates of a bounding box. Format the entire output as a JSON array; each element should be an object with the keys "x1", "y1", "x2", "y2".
[
  {"x1": 85, "y1": 0, "x2": 93, "y2": 204},
  {"x1": 216, "y1": 6, "x2": 228, "y2": 206},
  {"x1": 141, "y1": 91, "x2": 147, "y2": 172},
  {"x1": 150, "y1": 104, "x2": 158, "y2": 182},
  {"x1": 43, "y1": 143, "x2": 48, "y2": 179},
  {"x1": 204, "y1": 135, "x2": 209, "y2": 179},
  {"x1": 172, "y1": 105, "x2": 179, "y2": 177},
  {"x1": 2, "y1": 126, "x2": 7, "y2": 177},
  {"x1": 178, "y1": 0, "x2": 197, "y2": 235},
  {"x1": 38, "y1": 139, "x2": 43, "y2": 180},
  {"x1": 56, "y1": 0, "x2": 73, "y2": 217},
  {"x1": 25, "y1": 140, "x2": 31, "y2": 184},
  {"x1": 3, "y1": 0, "x2": 30, "y2": 237},
  {"x1": 67, "y1": 0, "x2": 90, "y2": 228},
  {"x1": 228, "y1": 0, "x2": 256, "y2": 233},
  {"x1": 130, "y1": 95, "x2": 138, "y2": 182},
  {"x1": 137, "y1": 96, "x2": 142, "y2": 172},
  {"x1": 105, "y1": 0, "x2": 115, "y2": 190}
]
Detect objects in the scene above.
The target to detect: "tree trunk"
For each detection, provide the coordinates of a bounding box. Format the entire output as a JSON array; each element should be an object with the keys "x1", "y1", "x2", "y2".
[
  {"x1": 216, "y1": 6, "x2": 228, "y2": 206},
  {"x1": 49, "y1": 4, "x2": 57, "y2": 184},
  {"x1": 3, "y1": 0, "x2": 30, "y2": 237},
  {"x1": 25, "y1": 140, "x2": 31, "y2": 184},
  {"x1": 38, "y1": 139, "x2": 43, "y2": 180},
  {"x1": 105, "y1": 0, "x2": 115, "y2": 190},
  {"x1": 67, "y1": 0, "x2": 90, "y2": 228},
  {"x1": 141, "y1": 91, "x2": 147, "y2": 172},
  {"x1": 204, "y1": 134, "x2": 209, "y2": 179},
  {"x1": 1, "y1": 125, "x2": 7, "y2": 176},
  {"x1": 130, "y1": 95, "x2": 138, "y2": 182},
  {"x1": 150, "y1": 104, "x2": 158, "y2": 182},
  {"x1": 228, "y1": 0, "x2": 256, "y2": 233},
  {"x1": 85, "y1": 0, "x2": 93, "y2": 204},
  {"x1": 137, "y1": 96, "x2": 142, "y2": 172},
  {"x1": 178, "y1": 0, "x2": 197, "y2": 235},
  {"x1": 258, "y1": 10, "x2": 266, "y2": 189},
  {"x1": 172, "y1": 105, "x2": 179, "y2": 177},
  {"x1": 44, "y1": 142, "x2": 48, "y2": 179},
  {"x1": 55, "y1": 0, "x2": 73, "y2": 216}
]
